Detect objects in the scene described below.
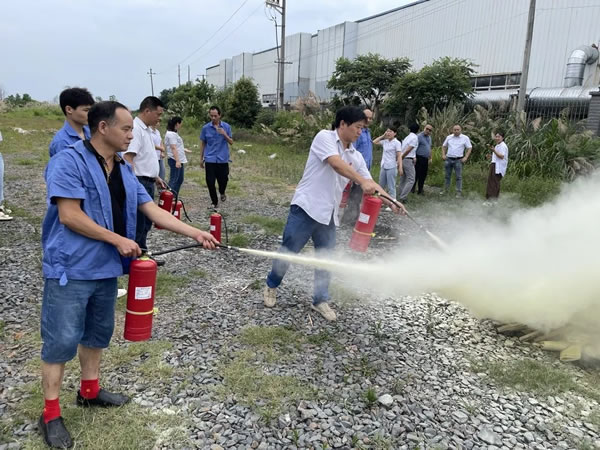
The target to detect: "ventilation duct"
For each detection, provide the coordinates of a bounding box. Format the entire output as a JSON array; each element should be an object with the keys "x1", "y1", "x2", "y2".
[{"x1": 564, "y1": 45, "x2": 599, "y2": 88}]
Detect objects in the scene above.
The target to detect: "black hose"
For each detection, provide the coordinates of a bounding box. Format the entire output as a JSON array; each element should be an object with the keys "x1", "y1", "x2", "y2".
[{"x1": 146, "y1": 242, "x2": 239, "y2": 257}]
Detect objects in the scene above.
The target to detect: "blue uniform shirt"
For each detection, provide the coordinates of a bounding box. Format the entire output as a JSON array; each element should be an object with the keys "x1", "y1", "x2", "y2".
[
  {"x1": 200, "y1": 121, "x2": 232, "y2": 163},
  {"x1": 42, "y1": 140, "x2": 152, "y2": 284},
  {"x1": 49, "y1": 121, "x2": 91, "y2": 157},
  {"x1": 353, "y1": 128, "x2": 373, "y2": 170},
  {"x1": 416, "y1": 132, "x2": 432, "y2": 158}
]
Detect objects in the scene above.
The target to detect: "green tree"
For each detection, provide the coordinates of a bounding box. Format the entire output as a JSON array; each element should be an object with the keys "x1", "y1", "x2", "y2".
[
  {"x1": 385, "y1": 57, "x2": 475, "y2": 122},
  {"x1": 159, "y1": 87, "x2": 177, "y2": 109},
  {"x1": 227, "y1": 77, "x2": 261, "y2": 128},
  {"x1": 168, "y1": 79, "x2": 216, "y2": 120},
  {"x1": 327, "y1": 53, "x2": 411, "y2": 119},
  {"x1": 5, "y1": 93, "x2": 36, "y2": 107}
]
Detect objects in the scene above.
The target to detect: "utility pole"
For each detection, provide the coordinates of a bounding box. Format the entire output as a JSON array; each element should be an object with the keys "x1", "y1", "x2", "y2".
[
  {"x1": 267, "y1": 0, "x2": 287, "y2": 110},
  {"x1": 516, "y1": 0, "x2": 536, "y2": 112},
  {"x1": 178, "y1": 65, "x2": 181, "y2": 87},
  {"x1": 147, "y1": 68, "x2": 155, "y2": 96},
  {"x1": 188, "y1": 65, "x2": 191, "y2": 83}
]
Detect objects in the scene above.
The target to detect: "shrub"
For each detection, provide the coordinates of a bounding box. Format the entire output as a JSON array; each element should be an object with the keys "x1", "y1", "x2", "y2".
[
  {"x1": 255, "y1": 108, "x2": 276, "y2": 127},
  {"x1": 227, "y1": 77, "x2": 261, "y2": 128}
]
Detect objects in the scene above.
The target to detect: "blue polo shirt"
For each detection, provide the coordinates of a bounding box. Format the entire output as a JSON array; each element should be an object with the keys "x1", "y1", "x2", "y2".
[
  {"x1": 42, "y1": 140, "x2": 152, "y2": 285},
  {"x1": 49, "y1": 121, "x2": 91, "y2": 157},
  {"x1": 200, "y1": 121, "x2": 232, "y2": 163},
  {"x1": 353, "y1": 128, "x2": 373, "y2": 170},
  {"x1": 416, "y1": 132, "x2": 432, "y2": 158}
]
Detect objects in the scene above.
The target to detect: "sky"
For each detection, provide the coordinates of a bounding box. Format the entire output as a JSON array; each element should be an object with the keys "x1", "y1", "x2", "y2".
[{"x1": 0, "y1": 0, "x2": 413, "y2": 108}]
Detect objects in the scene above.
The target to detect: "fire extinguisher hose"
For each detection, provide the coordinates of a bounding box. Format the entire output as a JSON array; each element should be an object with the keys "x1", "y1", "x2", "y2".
[
  {"x1": 375, "y1": 191, "x2": 449, "y2": 251},
  {"x1": 146, "y1": 242, "x2": 239, "y2": 257}
]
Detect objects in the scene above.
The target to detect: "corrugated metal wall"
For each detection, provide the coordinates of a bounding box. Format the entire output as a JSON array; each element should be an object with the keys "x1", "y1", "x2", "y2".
[{"x1": 206, "y1": 0, "x2": 600, "y2": 104}]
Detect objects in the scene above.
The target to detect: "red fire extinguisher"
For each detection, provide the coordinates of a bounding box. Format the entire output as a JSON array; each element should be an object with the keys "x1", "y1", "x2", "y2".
[
  {"x1": 349, "y1": 194, "x2": 382, "y2": 252},
  {"x1": 210, "y1": 213, "x2": 222, "y2": 242},
  {"x1": 124, "y1": 256, "x2": 158, "y2": 341},
  {"x1": 173, "y1": 201, "x2": 183, "y2": 220},
  {"x1": 339, "y1": 182, "x2": 352, "y2": 208},
  {"x1": 156, "y1": 190, "x2": 175, "y2": 229}
]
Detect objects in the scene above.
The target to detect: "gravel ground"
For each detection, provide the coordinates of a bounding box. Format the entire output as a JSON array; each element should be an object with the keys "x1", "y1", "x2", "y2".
[{"x1": 1, "y1": 161, "x2": 599, "y2": 450}]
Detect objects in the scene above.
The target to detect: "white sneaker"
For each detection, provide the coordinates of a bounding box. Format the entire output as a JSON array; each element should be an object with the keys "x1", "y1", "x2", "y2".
[
  {"x1": 384, "y1": 207, "x2": 392, "y2": 212},
  {"x1": 0, "y1": 205, "x2": 11, "y2": 214},
  {"x1": 311, "y1": 303, "x2": 337, "y2": 321},
  {"x1": 263, "y1": 286, "x2": 277, "y2": 307},
  {"x1": 0, "y1": 211, "x2": 13, "y2": 221}
]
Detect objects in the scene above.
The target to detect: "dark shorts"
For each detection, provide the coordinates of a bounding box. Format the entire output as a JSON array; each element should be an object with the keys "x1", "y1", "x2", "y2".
[{"x1": 40, "y1": 278, "x2": 118, "y2": 363}]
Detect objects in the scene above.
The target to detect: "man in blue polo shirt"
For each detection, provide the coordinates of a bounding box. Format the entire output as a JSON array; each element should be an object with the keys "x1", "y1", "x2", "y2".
[
  {"x1": 39, "y1": 101, "x2": 218, "y2": 448},
  {"x1": 200, "y1": 105, "x2": 233, "y2": 209},
  {"x1": 48, "y1": 87, "x2": 94, "y2": 157}
]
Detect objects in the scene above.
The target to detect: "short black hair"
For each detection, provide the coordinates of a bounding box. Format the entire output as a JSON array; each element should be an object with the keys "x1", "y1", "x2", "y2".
[
  {"x1": 495, "y1": 130, "x2": 505, "y2": 138},
  {"x1": 388, "y1": 125, "x2": 398, "y2": 133},
  {"x1": 88, "y1": 101, "x2": 129, "y2": 135},
  {"x1": 59, "y1": 87, "x2": 94, "y2": 115},
  {"x1": 167, "y1": 116, "x2": 183, "y2": 132},
  {"x1": 409, "y1": 123, "x2": 420, "y2": 133},
  {"x1": 333, "y1": 106, "x2": 366, "y2": 129},
  {"x1": 209, "y1": 105, "x2": 221, "y2": 115},
  {"x1": 139, "y1": 96, "x2": 164, "y2": 112}
]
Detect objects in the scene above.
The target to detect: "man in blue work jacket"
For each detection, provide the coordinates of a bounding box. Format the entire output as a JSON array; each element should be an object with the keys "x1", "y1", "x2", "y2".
[
  {"x1": 48, "y1": 87, "x2": 94, "y2": 157},
  {"x1": 39, "y1": 101, "x2": 218, "y2": 448}
]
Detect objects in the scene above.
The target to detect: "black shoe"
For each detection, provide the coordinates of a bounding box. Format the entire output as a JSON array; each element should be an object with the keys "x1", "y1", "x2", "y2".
[
  {"x1": 207, "y1": 204, "x2": 217, "y2": 210},
  {"x1": 220, "y1": 194, "x2": 227, "y2": 202},
  {"x1": 38, "y1": 415, "x2": 73, "y2": 448},
  {"x1": 76, "y1": 389, "x2": 130, "y2": 408},
  {"x1": 154, "y1": 259, "x2": 165, "y2": 267}
]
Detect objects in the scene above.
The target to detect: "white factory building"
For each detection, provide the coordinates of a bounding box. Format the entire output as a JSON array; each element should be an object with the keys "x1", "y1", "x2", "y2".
[{"x1": 205, "y1": 0, "x2": 600, "y2": 108}]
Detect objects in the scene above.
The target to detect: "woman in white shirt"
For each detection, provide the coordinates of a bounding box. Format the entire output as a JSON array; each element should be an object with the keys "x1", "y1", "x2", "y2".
[
  {"x1": 486, "y1": 130, "x2": 508, "y2": 199},
  {"x1": 164, "y1": 116, "x2": 189, "y2": 195},
  {"x1": 373, "y1": 126, "x2": 402, "y2": 201}
]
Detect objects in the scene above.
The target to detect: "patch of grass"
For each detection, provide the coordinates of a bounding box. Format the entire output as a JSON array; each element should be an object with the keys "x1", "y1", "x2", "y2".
[
  {"x1": 239, "y1": 325, "x2": 300, "y2": 350},
  {"x1": 155, "y1": 272, "x2": 189, "y2": 298},
  {"x1": 248, "y1": 279, "x2": 262, "y2": 290},
  {"x1": 363, "y1": 388, "x2": 377, "y2": 407},
  {"x1": 7, "y1": 204, "x2": 43, "y2": 228},
  {"x1": 11, "y1": 382, "x2": 189, "y2": 449},
  {"x1": 189, "y1": 269, "x2": 207, "y2": 279},
  {"x1": 242, "y1": 215, "x2": 285, "y2": 235},
  {"x1": 470, "y1": 358, "x2": 583, "y2": 397},
  {"x1": 15, "y1": 158, "x2": 39, "y2": 166},
  {"x1": 228, "y1": 233, "x2": 250, "y2": 247},
  {"x1": 219, "y1": 350, "x2": 314, "y2": 419},
  {"x1": 103, "y1": 340, "x2": 173, "y2": 381},
  {"x1": 0, "y1": 320, "x2": 5, "y2": 339}
]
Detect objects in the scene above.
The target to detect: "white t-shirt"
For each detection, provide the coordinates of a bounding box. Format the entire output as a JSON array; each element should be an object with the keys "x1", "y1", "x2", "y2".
[
  {"x1": 380, "y1": 138, "x2": 402, "y2": 169},
  {"x1": 164, "y1": 131, "x2": 188, "y2": 164},
  {"x1": 292, "y1": 129, "x2": 371, "y2": 226},
  {"x1": 151, "y1": 128, "x2": 162, "y2": 159},
  {"x1": 443, "y1": 134, "x2": 472, "y2": 158},
  {"x1": 492, "y1": 141, "x2": 508, "y2": 176},
  {"x1": 401, "y1": 132, "x2": 419, "y2": 158},
  {"x1": 125, "y1": 116, "x2": 159, "y2": 178}
]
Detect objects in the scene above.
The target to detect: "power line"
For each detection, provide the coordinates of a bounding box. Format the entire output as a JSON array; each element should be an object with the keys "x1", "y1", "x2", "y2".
[{"x1": 155, "y1": 0, "x2": 255, "y2": 74}]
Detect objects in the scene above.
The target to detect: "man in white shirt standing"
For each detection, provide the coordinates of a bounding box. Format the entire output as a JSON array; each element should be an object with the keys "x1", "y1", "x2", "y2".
[
  {"x1": 441, "y1": 124, "x2": 472, "y2": 197},
  {"x1": 263, "y1": 106, "x2": 403, "y2": 321},
  {"x1": 123, "y1": 96, "x2": 165, "y2": 249},
  {"x1": 397, "y1": 123, "x2": 420, "y2": 202},
  {"x1": 485, "y1": 130, "x2": 508, "y2": 200}
]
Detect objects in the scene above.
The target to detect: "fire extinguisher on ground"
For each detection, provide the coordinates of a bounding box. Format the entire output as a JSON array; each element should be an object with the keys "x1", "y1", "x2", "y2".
[
  {"x1": 349, "y1": 194, "x2": 382, "y2": 252},
  {"x1": 210, "y1": 212, "x2": 222, "y2": 242},
  {"x1": 124, "y1": 256, "x2": 158, "y2": 341},
  {"x1": 156, "y1": 190, "x2": 174, "y2": 229},
  {"x1": 339, "y1": 182, "x2": 352, "y2": 208}
]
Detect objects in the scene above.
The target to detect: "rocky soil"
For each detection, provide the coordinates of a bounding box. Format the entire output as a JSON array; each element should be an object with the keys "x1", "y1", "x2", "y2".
[{"x1": 1, "y1": 161, "x2": 599, "y2": 450}]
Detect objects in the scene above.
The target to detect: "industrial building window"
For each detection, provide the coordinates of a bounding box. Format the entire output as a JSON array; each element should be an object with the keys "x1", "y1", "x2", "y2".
[{"x1": 472, "y1": 73, "x2": 521, "y2": 91}]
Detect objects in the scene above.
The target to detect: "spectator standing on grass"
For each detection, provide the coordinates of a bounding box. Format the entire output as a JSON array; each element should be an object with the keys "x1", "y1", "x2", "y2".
[
  {"x1": 38, "y1": 101, "x2": 218, "y2": 449},
  {"x1": 165, "y1": 116, "x2": 188, "y2": 196},
  {"x1": 151, "y1": 122, "x2": 166, "y2": 181},
  {"x1": 200, "y1": 106, "x2": 232, "y2": 209},
  {"x1": 373, "y1": 126, "x2": 402, "y2": 204},
  {"x1": 123, "y1": 96, "x2": 165, "y2": 249},
  {"x1": 0, "y1": 130, "x2": 13, "y2": 221},
  {"x1": 412, "y1": 124, "x2": 433, "y2": 195},
  {"x1": 48, "y1": 87, "x2": 94, "y2": 157},
  {"x1": 441, "y1": 124, "x2": 472, "y2": 198},
  {"x1": 263, "y1": 106, "x2": 404, "y2": 322},
  {"x1": 397, "y1": 123, "x2": 420, "y2": 202},
  {"x1": 341, "y1": 108, "x2": 373, "y2": 226},
  {"x1": 485, "y1": 130, "x2": 508, "y2": 200}
]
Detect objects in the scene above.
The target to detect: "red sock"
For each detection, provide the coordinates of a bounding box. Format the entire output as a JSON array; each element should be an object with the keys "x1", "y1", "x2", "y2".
[
  {"x1": 43, "y1": 398, "x2": 61, "y2": 423},
  {"x1": 80, "y1": 378, "x2": 100, "y2": 399}
]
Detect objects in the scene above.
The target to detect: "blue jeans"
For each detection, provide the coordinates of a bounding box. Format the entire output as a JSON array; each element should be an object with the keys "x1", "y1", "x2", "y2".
[
  {"x1": 167, "y1": 158, "x2": 185, "y2": 196},
  {"x1": 444, "y1": 158, "x2": 463, "y2": 193},
  {"x1": 0, "y1": 152, "x2": 4, "y2": 204},
  {"x1": 266, "y1": 205, "x2": 336, "y2": 305},
  {"x1": 41, "y1": 278, "x2": 118, "y2": 363},
  {"x1": 135, "y1": 176, "x2": 155, "y2": 249},
  {"x1": 158, "y1": 158, "x2": 166, "y2": 181},
  {"x1": 378, "y1": 167, "x2": 397, "y2": 199}
]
